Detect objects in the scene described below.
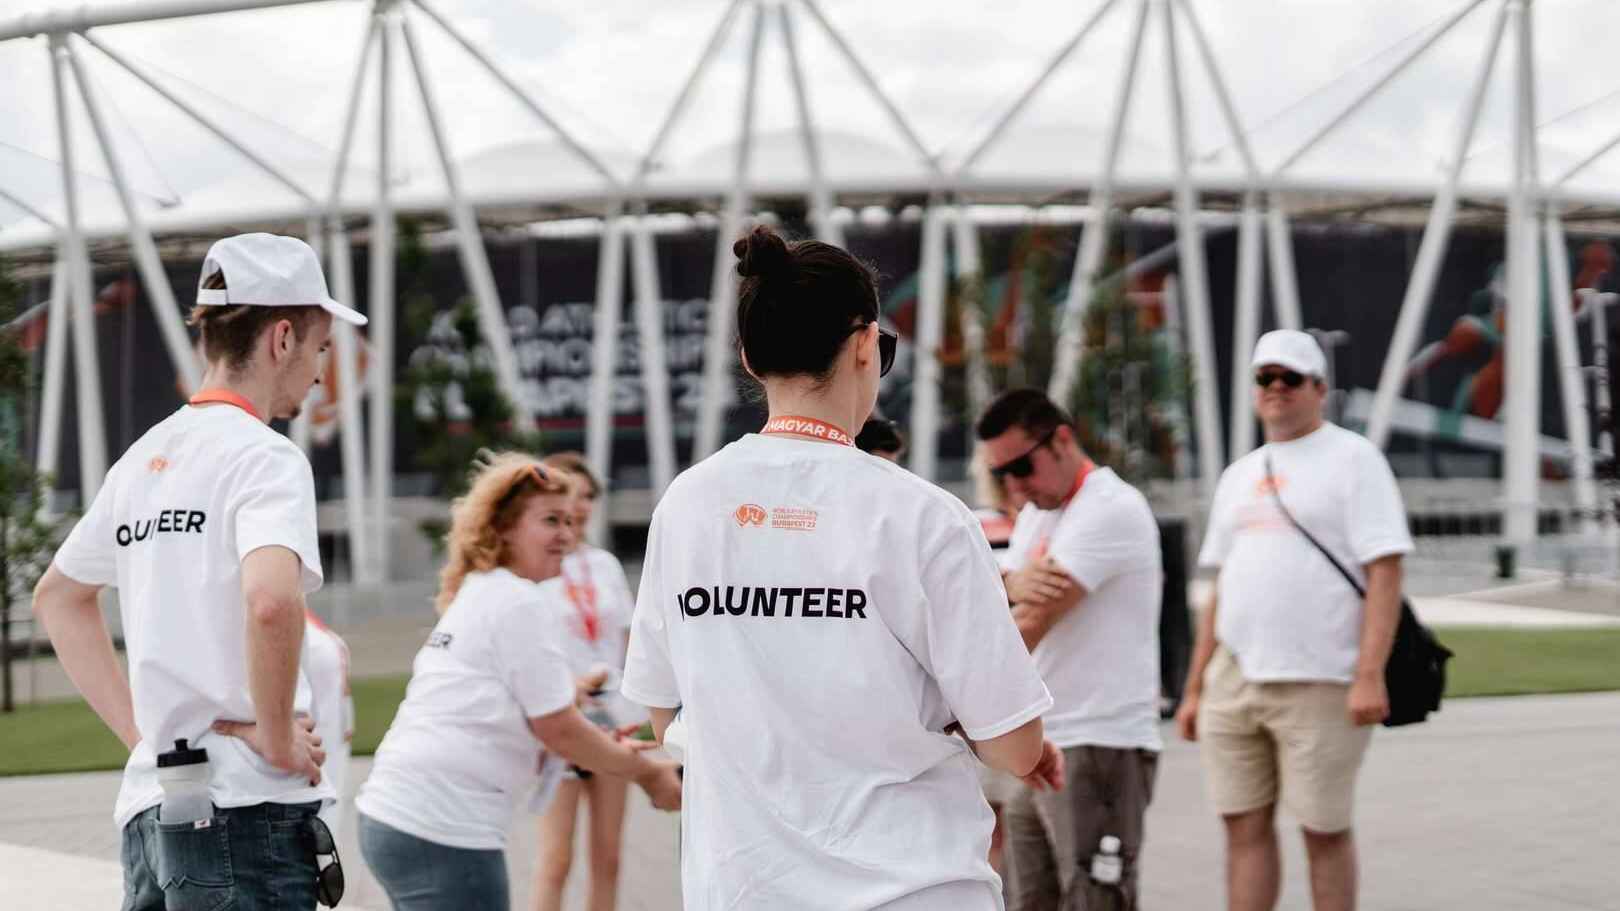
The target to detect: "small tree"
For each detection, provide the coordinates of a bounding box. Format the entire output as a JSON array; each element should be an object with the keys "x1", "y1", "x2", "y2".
[
  {"x1": 0, "y1": 257, "x2": 65, "y2": 712},
  {"x1": 394, "y1": 221, "x2": 540, "y2": 547}
]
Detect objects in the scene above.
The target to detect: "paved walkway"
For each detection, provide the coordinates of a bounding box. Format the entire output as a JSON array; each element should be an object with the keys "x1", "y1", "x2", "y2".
[{"x1": 4, "y1": 692, "x2": 1617, "y2": 910}]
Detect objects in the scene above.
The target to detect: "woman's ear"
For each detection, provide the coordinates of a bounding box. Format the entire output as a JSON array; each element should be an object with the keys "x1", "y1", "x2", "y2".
[{"x1": 739, "y1": 344, "x2": 761, "y2": 382}]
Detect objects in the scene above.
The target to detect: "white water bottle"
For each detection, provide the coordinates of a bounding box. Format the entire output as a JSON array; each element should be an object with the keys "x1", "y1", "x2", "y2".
[
  {"x1": 157, "y1": 739, "x2": 213, "y2": 825},
  {"x1": 1090, "y1": 835, "x2": 1123, "y2": 886}
]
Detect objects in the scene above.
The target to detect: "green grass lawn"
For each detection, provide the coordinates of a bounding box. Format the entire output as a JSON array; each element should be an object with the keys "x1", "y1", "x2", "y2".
[{"x1": 4, "y1": 626, "x2": 1619, "y2": 777}]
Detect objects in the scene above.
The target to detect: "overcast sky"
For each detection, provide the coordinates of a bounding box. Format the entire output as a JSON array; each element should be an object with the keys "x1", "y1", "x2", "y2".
[{"x1": 6, "y1": 0, "x2": 1620, "y2": 233}]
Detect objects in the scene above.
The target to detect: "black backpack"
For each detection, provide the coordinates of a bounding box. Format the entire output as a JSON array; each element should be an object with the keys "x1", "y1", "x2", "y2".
[{"x1": 1263, "y1": 453, "x2": 1452, "y2": 727}]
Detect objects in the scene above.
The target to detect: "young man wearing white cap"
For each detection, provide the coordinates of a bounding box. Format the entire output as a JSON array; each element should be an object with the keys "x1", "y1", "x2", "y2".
[
  {"x1": 1176, "y1": 329, "x2": 1411, "y2": 911},
  {"x1": 33, "y1": 233, "x2": 368, "y2": 910}
]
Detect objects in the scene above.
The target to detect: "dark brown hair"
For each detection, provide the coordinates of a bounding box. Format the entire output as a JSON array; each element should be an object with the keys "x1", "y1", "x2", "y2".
[
  {"x1": 733, "y1": 225, "x2": 880, "y2": 383},
  {"x1": 541, "y1": 450, "x2": 601, "y2": 496},
  {"x1": 186, "y1": 270, "x2": 320, "y2": 371}
]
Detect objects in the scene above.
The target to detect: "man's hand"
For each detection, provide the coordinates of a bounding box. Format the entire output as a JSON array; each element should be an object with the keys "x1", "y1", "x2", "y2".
[
  {"x1": 635, "y1": 758, "x2": 684, "y2": 811},
  {"x1": 1174, "y1": 691, "x2": 1200, "y2": 741},
  {"x1": 1347, "y1": 674, "x2": 1389, "y2": 727},
  {"x1": 212, "y1": 715, "x2": 326, "y2": 785},
  {"x1": 1005, "y1": 561, "x2": 1078, "y2": 606},
  {"x1": 575, "y1": 668, "x2": 612, "y2": 705},
  {"x1": 1020, "y1": 740, "x2": 1065, "y2": 792}
]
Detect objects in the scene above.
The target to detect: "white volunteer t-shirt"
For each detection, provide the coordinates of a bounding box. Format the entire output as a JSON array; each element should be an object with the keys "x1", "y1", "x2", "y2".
[
  {"x1": 1198, "y1": 422, "x2": 1414, "y2": 683},
  {"x1": 302, "y1": 615, "x2": 353, "y2": 835},
  {"x1": 556, "y1": 545, "x2": 643, "y2": 726},
  {"x1": 1002, "y1": 467, "x2": 1163, "y2": 751},
  {"x1": 355, "y1": 569, "x2": 576, "y2": 850},
  {"x1": 51, "y1": 403, "x2": 330, "y2": 828},
  {"x1": 623, "y1": 434, "x2": 1052, "y2": 911}
]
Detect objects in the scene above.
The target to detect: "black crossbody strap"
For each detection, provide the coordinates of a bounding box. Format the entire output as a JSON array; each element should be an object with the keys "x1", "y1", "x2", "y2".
[{"x1": 1263, "y1": 450, "x2": 1367, "y2": 599}]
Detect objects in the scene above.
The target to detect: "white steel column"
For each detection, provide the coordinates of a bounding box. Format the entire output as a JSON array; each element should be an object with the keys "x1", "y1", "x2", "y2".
[
  {"x1": 1502, "y1": 0, "x2": 1539, "y2": 546},
  {"x1": 778, "y1": 1, "x2": 840, "y2": 246},
  {"x1": 1230, "y1": 199, "x2": 1265, "y2": 457},
  {"x1": 1160, "y1": 275, "x2": 1192, "y2": 481},
  {"x1": 1543, "y1": 212, "x2": 1596, "y2": 527},
  {"x1": 953, "y1": 206, "x2": 991, "y2": 425},
  {"x1": 328, "y1": 227, "x2": 373, "y2": 585},
  {"x1": 1048, "y1": 0, "x2": 1148, "y2": 403},
  {"x1": 909, "y1": 201, "x2": 949, "y2": 480},
  {"x1": 1161, "y1": 0, "x2": 1223, "y2": 501},
  {"x1": 1264, "y1": 204, "x2": 1303, "y2": 329},
  {"x1": 1590, "y1": 292, "x2": 1614, "y2": 458},
  {"x1": 694, "y1": 0, "x2": 765, "y2": 461},
  {"x1": 35, "y1": 256, "x2": 70, "y2": 487},
  {"x1": 1366, "y1": 2, "x2": 1508, "y2": 448},
  {"x1": 369, "y1": 7, "x2": 397, "y2": 581},
  {"x1": 401, "y1": 14, "x2": 534, "y2": 430},
  {"x1": 585, "y1": 209, "x2": 626, "y2": 546},
  {"x1": 631, "y1": 215, "x2": 676, "y2": 495},
  {"x1": 63, "y1": 38, "x2": 200, "y2": 395},
  {"x1": 48, "y1": 35, "x2": 107, "y2": 502}
]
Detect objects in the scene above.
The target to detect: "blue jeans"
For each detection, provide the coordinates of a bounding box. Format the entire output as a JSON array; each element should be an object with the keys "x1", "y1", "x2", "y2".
[
  {"x1": 358, "y1": 813, "x2": 509, "y2": 911},
  {"x1": 121, "y1": 801, "x2": 323, "y2": 911}
]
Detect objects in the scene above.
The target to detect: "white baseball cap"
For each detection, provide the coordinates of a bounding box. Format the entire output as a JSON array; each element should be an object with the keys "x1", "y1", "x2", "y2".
[
  {"x1": 195, "y1": 233, "x2": 367, "y2": 326},
  {"x1": 1250, "y1": 329, "x2": 1325, "y2": 377}
]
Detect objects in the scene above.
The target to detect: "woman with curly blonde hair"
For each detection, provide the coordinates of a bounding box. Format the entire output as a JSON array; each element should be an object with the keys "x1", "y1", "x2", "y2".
[{"x1": 357, "y1": 453, "x2": 682, "y2": 911}]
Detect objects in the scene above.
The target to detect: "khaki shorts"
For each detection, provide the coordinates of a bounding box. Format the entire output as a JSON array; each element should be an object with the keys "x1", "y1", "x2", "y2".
[{"x1": 1197, "y1": 646, "x2": 1373, "y2": 833}]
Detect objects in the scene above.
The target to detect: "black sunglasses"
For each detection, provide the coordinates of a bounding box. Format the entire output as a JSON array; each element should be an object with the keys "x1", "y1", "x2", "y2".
[
  {"x1": 989, "y1": 426, "x2": 1059, "y2": 480},
  {"x1": 1254, "y1": 368, "x2": 1307, "y2": 389},
  {"x1": 843, "y1": 322, "x2": 898, "y2": 377},
  {"x1": 309, "y1": 815, "x2": 344, "y2": 907}
]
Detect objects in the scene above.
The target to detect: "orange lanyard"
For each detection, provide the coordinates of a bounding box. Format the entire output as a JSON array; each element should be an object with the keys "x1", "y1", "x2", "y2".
[
  {"x1": 1033, "y1": 461, "x2": 1097, "y2": 560},
  {"x1": 562, "y1": 555, "x2": 600, "y2": 643},
  {"x1": 189, "y1": 389, "x2": 262, "y2": 422},
  {"x1": 761, "y1": 415, "x2": 855, "y2": 447}
]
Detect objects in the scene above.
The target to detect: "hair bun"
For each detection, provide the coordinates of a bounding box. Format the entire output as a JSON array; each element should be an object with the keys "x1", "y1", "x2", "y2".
[{"x1": 734, "y1": 225, "x2": 792, "y2": 280}]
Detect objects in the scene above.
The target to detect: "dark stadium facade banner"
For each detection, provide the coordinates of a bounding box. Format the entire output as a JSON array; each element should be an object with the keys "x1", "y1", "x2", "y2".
[{"x1": 17, "y1": 218, "x2": 1618, "y2": 500}]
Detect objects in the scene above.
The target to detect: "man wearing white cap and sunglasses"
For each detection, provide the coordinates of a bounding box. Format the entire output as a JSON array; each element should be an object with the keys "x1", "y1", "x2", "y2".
[
  {"x1": 34, "y1": 233, "x2": 367, "y2": 910},
  {"x1": 1176, "y1": 329, "x2": 1411, "y2": 911}
]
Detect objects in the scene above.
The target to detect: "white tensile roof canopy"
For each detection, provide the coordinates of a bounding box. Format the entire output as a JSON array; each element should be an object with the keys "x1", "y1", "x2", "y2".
[{"x1": 3, "y1": 0, "x2": 1618, "y2": 582}]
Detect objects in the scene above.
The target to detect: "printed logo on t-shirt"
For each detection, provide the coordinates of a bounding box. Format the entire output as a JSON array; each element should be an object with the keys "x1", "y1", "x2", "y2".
[
  {"x1": 115, "y1": 510, "x2": 206, "y2": 546},
  {"x1": 147, "y1": 456, "x2": 170, "y2": 473},
  {"x1": 1254, "y1": 474, "x2": 1286, "y2": 497},
  {"x1": 677, "y1": 585, "x2": 868, "y2": 620},
  {"x1": 733, "y1": 504, "x2": 767, "y2": 527},
  {"x1": 732, "y1": 503, "x2": 819, "y2": 531},
  {"x1": 426, "y1": 631, "x2": 454, "y2": 649}
]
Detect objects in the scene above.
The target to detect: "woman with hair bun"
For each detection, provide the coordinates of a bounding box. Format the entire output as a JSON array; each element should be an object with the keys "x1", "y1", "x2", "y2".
[
  {"x1": 356, "y1": 453, "x2": 681, "y2": 911},
  {"x1": 622, "y1": 227, "x2": 1062, "y2": 910}
]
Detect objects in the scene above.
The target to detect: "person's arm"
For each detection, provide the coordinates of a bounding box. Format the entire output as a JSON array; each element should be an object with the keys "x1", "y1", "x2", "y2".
[
  {"x1": 648, "y1": 706, "x2": 677, "y2": 744},
  {"x1": 33, "y1": 566, "x2": 138, "y2": 749},
  {"x1": 1008, "y1": 558, "x2": 1086, "y2": 650},
  {"x1": 530, "y1": 707, "x2": 682, "y2": 810},
  {"x1": 1348, "y1": 554, "x2": 1402, "y2": 726},
  {"x1": 960, "y1": 715, "x2": 1063, "y2": 790},
  {"x1": 228, "y1": 546, "x2": 323, "y2": 783},
  {"x1": 1175, "y1": 583, "x2": 1219, "y2": 742}
]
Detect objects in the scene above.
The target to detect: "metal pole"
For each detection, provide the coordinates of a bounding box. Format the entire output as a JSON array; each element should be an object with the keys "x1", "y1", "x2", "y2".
[
  {"x1": 327, "y1": 14, "x2": 381, "y2": 213},
  {"x1": 1366, "y1": 2, "x2": 1508, "y2": 448},
  {"x1": 1176, "y1": 0, "x2": 1259, "y2": 178},
  {"x1": 1160, "y1": 274, "x2": 1192, "y2": 481},
  {"x1": 778, "y1": 1, "x2": 840, "y2": 246},
  {"x1": 797, "y1": 0, "x2": 941, "y2": 177},
  {"x1": 48, "y1": 35, "x2": 108, "y2": 503},
  {"x1": 369, "y1": 7, "x2": 397, "y2": 581},
  {"x1": 1264, "y1": 202, "x2": 1303, "y2": 329},
  {"x1": 909, "y1": 200, "x2": 949, "y2": 480},
  {"x1": 82, "y1": 31, "x2": 316, "y2": 205},
  {"x1": 955, "y1": 0, "x2": 1121, "y2": 175},
  {"x1": 1161, "y1": 0, "x2": 1224, "y2": 501},
  {"x1": 64, "y1": 37, "x2": 201, "y2": 396},
  {"x1": 409, "y1": 0, "x2": 622, "y2": 190},
  {"x1": 34, "y1": 256, "x2": 70, "y2": 488},
  {"x1": 1544, "y1": 211, "x2": 1596, "y2": 528},
  {"x1": 1275, "y1": 0, "x2": 1491, "y2": 175},
  {"x1": 632, "y1": 0, "x2": 746, "y2": 187},
  {"x1": 694, "y1": 1, "x2": 765, "y2": 461},
  {"x1": 401, "y1": 13, "x2": 535, "y2": 430},
  {"x1": 1502, "y1": 0, "x2": 1539, "y2": 546},
  {"x1": 1048, "y1": 0, "x2": 1148, "y2": 403},
  {"x1": 585, "y1": 208, "x2": 626, "y2": 546},
  {"x1": 0, "y1": 187, "x2": 59, "y2": 230},
  {"x1": 0, "y1": 0, "x2": 333, "y2": 42},
  {"x1": 327, "y1": 226, "x2": 373, "y2": 585},
  {"x1": 1229, "y1": 197, "x2": 1264, "y2": 458},
  {"x1": 953, "y1": 205, "x2": 992, "y2": 424},
  {"x1": 1591, "y1": 292, "x2": 1614, "y2": 458},
  {"x1": 630, "y1": 213, "x2": 676, "y2": 496}
]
